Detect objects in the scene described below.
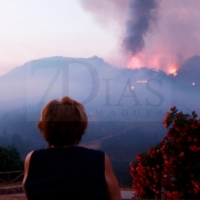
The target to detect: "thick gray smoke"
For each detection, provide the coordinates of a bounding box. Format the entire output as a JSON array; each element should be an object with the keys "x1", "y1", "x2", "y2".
[
  {"x1": 78, "y1": 0, "x2": 200, "y2": 72},
  {"x1": 122, "y1": 0, "x2": 159, "y2": 55}
]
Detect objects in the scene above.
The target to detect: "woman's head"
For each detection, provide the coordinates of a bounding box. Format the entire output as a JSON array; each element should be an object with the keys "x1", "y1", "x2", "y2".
[{"x1": 37, "y1": 97, "x2": 88, "y2": 147}]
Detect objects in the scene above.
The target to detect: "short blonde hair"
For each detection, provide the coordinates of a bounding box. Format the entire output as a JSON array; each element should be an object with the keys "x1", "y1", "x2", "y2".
[{"x1": 37, "y1": 97, "x2": 88, "y2": 146}]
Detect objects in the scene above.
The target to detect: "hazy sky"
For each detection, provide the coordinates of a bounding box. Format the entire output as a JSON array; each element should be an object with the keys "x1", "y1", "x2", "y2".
[
  {"x1": 0, "y1": 0, "x2": 200, "y2": 75},
  {"x1": 0, "y1": 0, "x2": 122, "y2": 75},
  {"x1": 79, "y1": 0, "x2": 200, "y2": 73}
]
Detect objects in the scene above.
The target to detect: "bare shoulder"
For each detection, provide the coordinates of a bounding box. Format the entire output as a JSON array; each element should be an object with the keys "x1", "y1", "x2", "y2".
[
  {"x1": 24, "y1": 151, "x2": 34, "y2": 171},
  {"x1": 22, "y1": 151, "x2": 34, "y2": 193},
  {"x1": 104, "y1": 154, "x2": 116, "y2": 182},
  {"x1": 104, "y1": 154, "x2": 110, "y2": 169},
  {"x1": 104, "y1": 154, "x2": 121, "y2": 200},
  {"x1": 25, "y1": 151, "x2": 34, "y2": 162},
  {"x1": 24, "y1": 151, "x2": 35, "y2": 176}
]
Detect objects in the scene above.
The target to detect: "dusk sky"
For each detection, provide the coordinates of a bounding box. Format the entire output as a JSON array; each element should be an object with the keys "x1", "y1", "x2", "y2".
[
  {"x1": 0, "y1": 0, "x2": 200, "y2": 75},
  {"x1": 0, "y1": 0, "x2": 122, "y2": 75}
]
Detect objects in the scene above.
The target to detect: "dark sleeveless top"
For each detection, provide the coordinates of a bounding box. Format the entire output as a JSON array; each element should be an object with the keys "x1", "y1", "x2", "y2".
[{"x1": 25, "y1": 146, "x2": 107, "y2": 200}]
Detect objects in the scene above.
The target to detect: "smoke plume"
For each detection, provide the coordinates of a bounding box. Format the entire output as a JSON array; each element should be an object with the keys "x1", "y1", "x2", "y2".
[
  {"x1": 123, "y1": 0, "x2": 159, "y2": 55},
  {"x1": 78, "y1": 0, "x2": 200, "y2": 72}
]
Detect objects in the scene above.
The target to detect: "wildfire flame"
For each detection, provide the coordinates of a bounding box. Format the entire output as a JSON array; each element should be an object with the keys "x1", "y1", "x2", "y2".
[
  {"x1": 127, "y1": 57, "x2": 143, "y2": 69},
  {"x1": 168, "y1": 68, "x2": 177, "y2": 76},
  {"x1": 126, "y1": 53, "x2": 179, "y2": 74}
]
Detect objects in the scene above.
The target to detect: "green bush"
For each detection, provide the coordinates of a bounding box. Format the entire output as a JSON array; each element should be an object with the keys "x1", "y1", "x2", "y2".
[{"x1": 0, "y1": 145, "x2": 23, "y2": 172}]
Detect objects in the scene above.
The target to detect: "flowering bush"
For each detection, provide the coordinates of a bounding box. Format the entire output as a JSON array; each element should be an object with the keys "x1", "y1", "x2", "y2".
[
  {"x1": 130, "y1": 107, "x2": 200, "y2": 199},
  {"x1": 130, "y1": 145, "x2": 163, "y2": 199}
]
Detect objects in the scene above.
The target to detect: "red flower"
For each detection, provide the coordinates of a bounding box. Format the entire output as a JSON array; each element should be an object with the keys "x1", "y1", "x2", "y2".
[
  {"x1": 194, "y1": 138, "x2": 198, "y2": 143},
  {"x1": 188, "y1": 136, "x2": 192, "y2": 142},
  {"x1": 179, "y1": 152, "x2": 184, "y2": 157},
  {"x1": 170, "y1": 106, "x2": 176, "y2": 111},
  {"x1": 132, "y1": 107, "x2": 200, "y2": 199}
]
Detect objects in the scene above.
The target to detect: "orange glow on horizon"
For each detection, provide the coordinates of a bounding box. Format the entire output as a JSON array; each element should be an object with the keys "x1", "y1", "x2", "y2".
[
  {"x1": 127, "y1": 56, "x2": 144, "y2": 69},
  {"x1": 126, "y1": 54, "x2": 180, "y2": 75},
  {"x1": 167, "y1": 63, "x2": 178, "y2": 76},
  {"x1": 168, "y1": 69, "x2": 177, "y2": 74}
]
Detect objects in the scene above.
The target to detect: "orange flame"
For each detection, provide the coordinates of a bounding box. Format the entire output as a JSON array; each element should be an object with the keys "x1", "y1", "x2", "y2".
[{"x1": 126, "y1": 53, "x2": 179, "y2": 75}]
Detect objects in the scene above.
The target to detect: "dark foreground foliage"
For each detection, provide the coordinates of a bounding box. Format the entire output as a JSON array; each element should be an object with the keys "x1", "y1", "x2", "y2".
[
  {"x1": 131, "y1": 107, "x2": 200, "y2": 199},
  {"x1": 0, "y1": 145, "x2": 23, "y2": 172}
]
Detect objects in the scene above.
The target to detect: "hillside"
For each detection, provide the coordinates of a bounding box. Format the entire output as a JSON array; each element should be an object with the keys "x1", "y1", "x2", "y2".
[{"x1": 0, "y1": 55, "x2": 200, "y2": 186}]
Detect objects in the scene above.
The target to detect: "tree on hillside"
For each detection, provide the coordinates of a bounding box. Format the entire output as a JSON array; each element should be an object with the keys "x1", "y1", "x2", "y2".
[
  {"x1": 0, "y1": 145, "x2": 23, "y2": 172},
  {"x1": 130, "y1": 107, "x2": 200, "y2": 199}
]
